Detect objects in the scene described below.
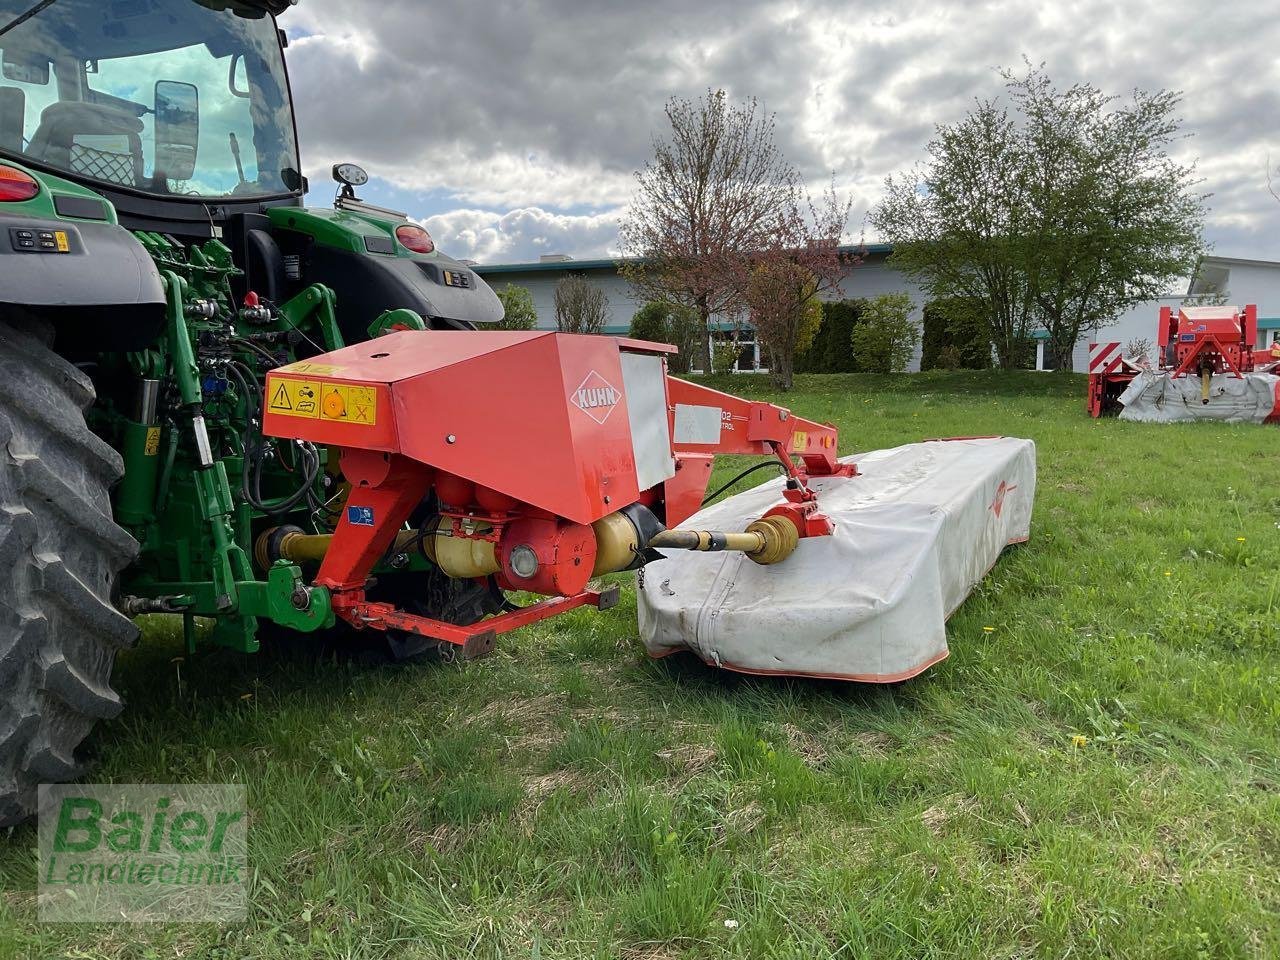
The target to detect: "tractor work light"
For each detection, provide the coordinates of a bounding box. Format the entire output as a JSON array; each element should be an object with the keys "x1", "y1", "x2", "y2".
[
  {"x1": 0, "y1": 165, "x2": 39, "y2": 202},
  {"x1": 395, "y1": 223, "x2": 435, "y2": 254}
]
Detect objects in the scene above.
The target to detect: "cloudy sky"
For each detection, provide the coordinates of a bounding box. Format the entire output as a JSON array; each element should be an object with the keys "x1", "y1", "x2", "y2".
[{"x1": 281, "y1": 0, "x2": 1280, "y2": 266}]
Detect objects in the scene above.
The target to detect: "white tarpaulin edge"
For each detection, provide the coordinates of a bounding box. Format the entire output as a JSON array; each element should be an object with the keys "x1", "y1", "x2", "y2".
[
  {"x1": 637, "y1": 437, "x2": 1036, "y2": 682},
  {"x1": 1118, "y1": 370, "x2": 1280, "y2": 424}
]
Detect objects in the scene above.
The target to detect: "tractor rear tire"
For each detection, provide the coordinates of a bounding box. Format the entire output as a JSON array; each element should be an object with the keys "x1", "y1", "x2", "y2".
[{"x1": 0, "y1": 319, "x2": 139, "y2": 827}]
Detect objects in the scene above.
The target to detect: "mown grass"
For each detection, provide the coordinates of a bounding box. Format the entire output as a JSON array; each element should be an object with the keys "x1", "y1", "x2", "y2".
[{"x1": 3, "y1": 370, "x2": 1279, "y2": 958}]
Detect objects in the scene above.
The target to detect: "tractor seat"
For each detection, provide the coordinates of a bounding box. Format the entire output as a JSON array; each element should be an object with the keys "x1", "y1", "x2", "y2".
[{"x1": 25, "y1": 101, "x2": 144, "y2": 188}]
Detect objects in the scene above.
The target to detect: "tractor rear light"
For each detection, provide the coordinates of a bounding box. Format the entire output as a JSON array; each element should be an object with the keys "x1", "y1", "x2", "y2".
[
  {"x1": 0, "y1": 165, "x2": 39, "y2": 202},
  {"x1": 395, "y1": 223, "x2": 435, "y2": 254}
]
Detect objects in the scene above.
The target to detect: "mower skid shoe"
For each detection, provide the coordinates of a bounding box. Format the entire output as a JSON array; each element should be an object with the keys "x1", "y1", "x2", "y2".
[{"x1": 637, "y1": 437, "x2": 1036, "y2": 682}]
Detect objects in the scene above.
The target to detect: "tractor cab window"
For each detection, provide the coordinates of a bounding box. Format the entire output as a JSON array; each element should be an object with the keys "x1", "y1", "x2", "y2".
[{"x1": 0, "y1": 0, "x2": 301, "y2": 199}]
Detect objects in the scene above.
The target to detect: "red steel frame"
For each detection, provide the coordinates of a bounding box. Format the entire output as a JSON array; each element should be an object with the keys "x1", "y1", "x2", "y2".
[{"x1": 665, "y1": 378, "x2": 856, "y2": 535}]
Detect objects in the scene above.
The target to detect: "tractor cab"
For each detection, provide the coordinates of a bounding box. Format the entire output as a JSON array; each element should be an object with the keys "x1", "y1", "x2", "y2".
[
  {"x1": 0, "y1": 0, "x2": 501, "y2": 338},
  {"x1": 0, "y1": 0, "x2": 303, "y2": 228}
]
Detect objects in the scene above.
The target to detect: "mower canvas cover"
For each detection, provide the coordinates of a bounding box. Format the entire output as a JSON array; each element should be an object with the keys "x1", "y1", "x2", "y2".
[
  {"x1": 638, "y1": 437, "x2": 1035, "y2": 682},
  {"x1": 1117, "y1": 370, "x2": 1280, "y2": 424}
]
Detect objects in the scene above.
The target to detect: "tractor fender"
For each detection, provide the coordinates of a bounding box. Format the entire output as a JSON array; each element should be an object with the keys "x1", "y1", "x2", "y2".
[
  {"x1": 304, "y1": 243, "x2": 503, "y2": 342},
  {"x1": 0, "y1": 215, "x2": 165, "y2": 352}
]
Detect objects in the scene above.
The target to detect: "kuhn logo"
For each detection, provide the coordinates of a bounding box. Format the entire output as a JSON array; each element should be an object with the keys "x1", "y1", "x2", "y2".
[
  {"x1": 990, "y1": 479, "x2": 1018, "y2": 519},
  {"x1": 571, "y1": 371, "x2": 622, "y2": 425}
]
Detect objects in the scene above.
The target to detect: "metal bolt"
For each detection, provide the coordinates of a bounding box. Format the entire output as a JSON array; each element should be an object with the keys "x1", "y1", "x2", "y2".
[{"x1": 446, "y1": 434, "x2": 456, "y2": 444}]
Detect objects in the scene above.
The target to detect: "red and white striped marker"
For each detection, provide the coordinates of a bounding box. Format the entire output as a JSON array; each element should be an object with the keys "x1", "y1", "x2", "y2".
[{"x1": 1088, "y1": 342, "x2": 1124, "y2": 375}]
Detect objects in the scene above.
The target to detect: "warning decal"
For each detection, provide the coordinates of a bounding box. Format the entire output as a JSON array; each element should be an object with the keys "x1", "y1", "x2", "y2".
[
  {"x1": 267, "y1": 378, "x2": 377, "y2": 426},
  {"x1": 791, "y1": 430, "x2": 809, "y2": 452},
  {"x1": 268, "y1": 378, "x2": 320, "y2": 417},
  {"x1": 319, "y1": 384, "x2": 377, "y2": 425},
  {"x1": 276, "y1": 360, "x2": 345, "y2": 376}
]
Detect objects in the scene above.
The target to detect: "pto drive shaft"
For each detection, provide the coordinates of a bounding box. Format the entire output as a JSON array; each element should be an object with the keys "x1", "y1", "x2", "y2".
[
  {"x1": 256, "y1": 513, "x2": 801, "y2": 581},
  {"x1": 648, "y1": 515, "x2": 799, "y2": 566}
]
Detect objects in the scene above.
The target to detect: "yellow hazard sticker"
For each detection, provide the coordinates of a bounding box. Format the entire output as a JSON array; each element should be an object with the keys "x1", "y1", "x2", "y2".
[
  {"x1": 268, "y1": 377, "x2": 376, "y2": 425},
  {"x1": 319, "y1": 383, "x2": 377, "y2": 425},
  {"x1": 54, "y1": 231, "x2": 69, "y2": 253},
  {"x1": 143, "y1": 426, "x2": 161, "y2": 456},
  {"x1": 268, "y1": 377, "x2": 322, "y2": 418},
  {"x1": 277, "y1": 360, "x2": 345, "y2": 376},
  {"x1": 791, "y1": 430, "x2": 809, "y2": 451}
]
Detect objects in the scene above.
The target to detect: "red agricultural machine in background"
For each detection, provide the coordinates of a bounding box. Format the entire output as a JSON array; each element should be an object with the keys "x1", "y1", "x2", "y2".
[{"x1": 1088, "y1": 304, "x2": 1280, "y2": 419}]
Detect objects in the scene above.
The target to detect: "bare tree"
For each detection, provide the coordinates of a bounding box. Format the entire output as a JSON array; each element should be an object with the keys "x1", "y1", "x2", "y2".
[
  {"x1": 620, "y1": 90, "x2": 800, "y2": 371},
  {"x1": 554, "y1": 275, "x2": 609, "y2": 334},
  {"x1": 735, "y1": 185, "x2": 852, "y2": 390}
]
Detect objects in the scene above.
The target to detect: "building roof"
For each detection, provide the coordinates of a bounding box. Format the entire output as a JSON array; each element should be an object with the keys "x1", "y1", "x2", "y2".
[
  {"x1": 1197, "y1": 254, "x2": 1280, "y2": 270},
  {"x1": 1187, "y1": 254, "x2": 1280, "y2": 297},
  {"x1": 472, "y1": 242, "x2": 893, "y2": 275}
]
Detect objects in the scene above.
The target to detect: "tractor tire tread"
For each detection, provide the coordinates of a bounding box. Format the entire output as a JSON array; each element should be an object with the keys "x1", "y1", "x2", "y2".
[{"x1": 0, "y1": 319, "x2": 138, "y2": 828}]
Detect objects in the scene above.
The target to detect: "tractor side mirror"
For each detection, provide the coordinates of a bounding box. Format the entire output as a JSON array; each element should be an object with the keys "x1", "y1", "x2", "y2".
[{"x1": 154, "y1": 80, "x2": 200, "y2": 182}]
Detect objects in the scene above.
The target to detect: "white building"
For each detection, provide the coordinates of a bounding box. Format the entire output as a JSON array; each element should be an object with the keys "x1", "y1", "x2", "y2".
[
  {"x1": 473, "y1": 244, "x2": 930, "y2": 371},
  {"x1": 474, "y1": 250, "x2": 1280, "y2": 373}
]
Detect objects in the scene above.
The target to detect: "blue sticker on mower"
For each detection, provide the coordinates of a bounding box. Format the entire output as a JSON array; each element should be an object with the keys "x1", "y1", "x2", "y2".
[
  {"x1": 1180, "y1": 333, "x2": 1196, "y2": 342},
  {"x1": 347, "y1": 505, "x2": 375, "y2": 526}
]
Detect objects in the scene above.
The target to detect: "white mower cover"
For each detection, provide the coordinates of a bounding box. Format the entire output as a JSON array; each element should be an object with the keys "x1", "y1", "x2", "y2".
[
  {"x1": 1118, "y1": 370, "x2": 1280, "y2": 424},
  {"x1": 638, "y1": 437, "x2": 1035, "y2": 682}
]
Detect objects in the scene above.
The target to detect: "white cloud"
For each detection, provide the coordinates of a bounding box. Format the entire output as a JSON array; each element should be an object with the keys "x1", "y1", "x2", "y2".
[{"x1": 422, "y1": 206, "x2": 624, "y2": 263}]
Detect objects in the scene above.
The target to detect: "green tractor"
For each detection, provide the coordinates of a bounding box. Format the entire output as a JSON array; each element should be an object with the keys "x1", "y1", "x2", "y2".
[{"x1": 0, "y1": 0, "x2": 507, "y2": 825}]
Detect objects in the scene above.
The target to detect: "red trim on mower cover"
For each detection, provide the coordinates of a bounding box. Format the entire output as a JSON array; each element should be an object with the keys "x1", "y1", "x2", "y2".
[{"x1": 649, "y1": 646, "x2": 952, "y2": 684}]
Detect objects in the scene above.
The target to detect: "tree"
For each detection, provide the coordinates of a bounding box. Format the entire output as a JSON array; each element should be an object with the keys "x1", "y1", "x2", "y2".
[
  {"x1": 920, "y1": 297, "x2": 991, "y2": 370},
  {"x1": 494, "y1": 284, "x2": 538, "y2": 330},
  {"x1": 798, "y1": 299, "x2": 863, "y2": 373},
  {"x1": 871, "y1": 97, "x2": 1037, "y2": 369},
  {"x1": 553, "y1": 275, "x2": 609, "y2": 334},
  {"x1": 665, "y1": 307, "x2": 705, "y2": 375},
  {"x1": 1013, "y1": 66, "x2": 1204, "y2": 369},
  {"x1": 629, "y1": 301, "x2": 703, "y2": 374},
  {"x1": 711, "y1": 340, "x2": 741, "y2": 375},
  {"x1": 628, "y1": 301, "x2": 669, "y2": 343},
  {"x1": 850, "y1": 293, "x2": 919, "y2": 373},
  {"x1": 732, "y1": 185, "x2": 851, "y2": 390},
  {"x1": 619, "y1": 90, "x2": 800, "y2": 372},
  {"x1": 873, "y1": 65, "x2": 1205, "y2": 371}
]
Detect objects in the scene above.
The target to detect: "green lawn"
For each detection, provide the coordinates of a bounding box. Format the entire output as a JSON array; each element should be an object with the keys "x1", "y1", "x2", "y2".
[{"x1": 3, "y1": 370, "x2": 1279, "y2": 959}]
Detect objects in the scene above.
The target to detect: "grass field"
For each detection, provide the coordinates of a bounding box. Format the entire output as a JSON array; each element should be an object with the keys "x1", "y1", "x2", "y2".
[{"x1": 2, "y1": 370, "x2": 1279, "y2": 959}]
